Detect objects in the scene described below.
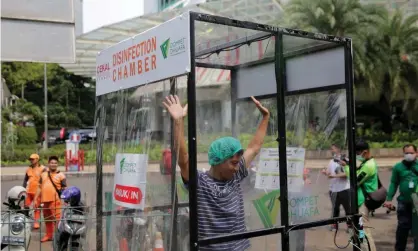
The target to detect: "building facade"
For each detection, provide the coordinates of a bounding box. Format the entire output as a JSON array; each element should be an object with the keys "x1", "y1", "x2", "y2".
[{"x1": 143, "y1": 0, "x2": 207, "y2": 16}]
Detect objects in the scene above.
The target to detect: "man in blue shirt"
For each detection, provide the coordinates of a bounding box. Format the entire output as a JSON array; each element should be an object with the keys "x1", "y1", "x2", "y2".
[{"x1": 163, "y1": 95, "x2": 269, "y2": 251}]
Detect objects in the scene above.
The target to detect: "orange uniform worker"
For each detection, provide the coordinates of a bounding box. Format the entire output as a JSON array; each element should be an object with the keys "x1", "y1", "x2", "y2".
[
  {"x1": 23, "y1": 153, "x2": 46, "y2": 229},
  {"x1": 34, "y1": 156, "x2": 67, "y2": 242}
]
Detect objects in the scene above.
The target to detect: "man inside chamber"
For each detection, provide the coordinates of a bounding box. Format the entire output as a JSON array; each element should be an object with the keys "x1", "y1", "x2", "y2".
[{"x1": 163, "y1": 94, "x2": 270, "y2": 251}]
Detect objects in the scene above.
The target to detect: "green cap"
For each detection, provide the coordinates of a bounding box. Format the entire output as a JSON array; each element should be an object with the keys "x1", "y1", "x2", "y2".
[{"x1": 208, "y1": 137, "x2": 243, "y2": 166}]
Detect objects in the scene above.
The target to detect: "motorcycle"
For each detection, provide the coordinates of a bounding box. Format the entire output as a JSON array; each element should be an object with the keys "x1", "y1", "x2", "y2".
[
  {"x1": 53, "y1": 204, "x2": 87, "y2": 251},
  {"x1": 1, "y1": 186, "x2": 32, "y2": 251}
]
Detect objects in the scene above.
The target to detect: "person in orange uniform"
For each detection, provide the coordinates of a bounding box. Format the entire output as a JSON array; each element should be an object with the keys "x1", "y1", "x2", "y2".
[
  {"x1": 23, "y1": 153, "x2": 46, "y2": 229},
  {"x1": 35, "y1": 156, "x2": 67, "y2": 242}
]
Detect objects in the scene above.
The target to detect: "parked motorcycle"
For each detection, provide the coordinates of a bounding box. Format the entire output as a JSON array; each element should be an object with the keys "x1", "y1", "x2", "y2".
[
  {"x1": 53, "y1": 186, "x2": 87, "y2": 251},
  {"x1": 1, "y1": 186, "x2": 32, "y2": 251}
]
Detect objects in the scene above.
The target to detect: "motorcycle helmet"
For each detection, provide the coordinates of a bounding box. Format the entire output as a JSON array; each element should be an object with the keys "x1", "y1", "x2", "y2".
[
  {"x1": 61, "y1": 186, "x2": 81, "y2": 206},
  {"x1": 7, "y1": 186, "x2": 26, "y2": 206}
]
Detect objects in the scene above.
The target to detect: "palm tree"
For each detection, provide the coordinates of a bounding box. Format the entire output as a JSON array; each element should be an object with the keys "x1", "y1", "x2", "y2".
[
  {"x1": 372, "y1": 9, "x2": 418, "y2": 131},
  {"x1": 377, "y1": 9, "x2": 418, "y2": 105},
  {"x1": 282, "y1": 0, "x2": 388, "y2": 89},
  {"x1": 283, "y1": 0, "x2": 418, "y2": 133}
]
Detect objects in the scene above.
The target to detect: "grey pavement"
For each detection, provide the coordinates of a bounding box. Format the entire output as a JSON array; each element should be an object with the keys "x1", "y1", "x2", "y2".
[
  {"x1": 1, "y1": 157, "x2": 401, "y2": 181},
  {"x1": 0, "y1": 169, "x2": 407, "y2": 251}
]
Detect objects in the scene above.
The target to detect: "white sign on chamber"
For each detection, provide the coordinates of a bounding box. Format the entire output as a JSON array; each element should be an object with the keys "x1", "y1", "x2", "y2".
[
  {"x1": 113, "y1": 153, "x2": 148, "y2": 209},
  {"x1": 96, "y1": 12, "x2": 191, "y2": 96},
  {"x1": 254, "y1": 147, "x2": 305, "y2": 192}
]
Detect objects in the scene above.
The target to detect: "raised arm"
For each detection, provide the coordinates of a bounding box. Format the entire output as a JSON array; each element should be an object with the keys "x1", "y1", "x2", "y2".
[
  {"x1": 162, "y1": 95, "x2": 189, "y2": 181},
  {"x1": 243, "y1": 97, "x2": 270, "y2": 167}
]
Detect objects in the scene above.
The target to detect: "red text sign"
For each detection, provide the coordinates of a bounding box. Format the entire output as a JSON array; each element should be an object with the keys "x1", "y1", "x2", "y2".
[
  {"x1": 97, "y1": 63, "x2": 110, "y2": 74},
  {"x1": 114, "y1": 184, "x2": 142, "y2": 205}
]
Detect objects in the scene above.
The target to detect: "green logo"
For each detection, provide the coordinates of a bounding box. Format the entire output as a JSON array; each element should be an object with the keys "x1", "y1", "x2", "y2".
[
  {"x1": 119, "y1": 157, "x2": 137, "y2": 174},
  {"x1": 160, "y1": 38, "x2": 170, "y2": 59},
  {"x1": 253, "y1": 190, "x2": 281, "y2": 228},
  {"x1": 119, "y1": 157, "x2": 125, "y2": 174}
]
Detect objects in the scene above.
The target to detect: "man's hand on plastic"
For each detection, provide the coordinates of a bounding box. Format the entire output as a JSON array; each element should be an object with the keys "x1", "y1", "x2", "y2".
[
  {"x1": 251, "y1": 96, "x2": 269, "y2": 117},
  {"x1": 162, "y1": 95, "x2": 188, "y2": 120}
]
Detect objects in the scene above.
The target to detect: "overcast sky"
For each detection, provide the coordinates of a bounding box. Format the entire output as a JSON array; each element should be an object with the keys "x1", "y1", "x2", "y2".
[{"x1": 82, "y1": 0, "x2": 145, "y2": 33}]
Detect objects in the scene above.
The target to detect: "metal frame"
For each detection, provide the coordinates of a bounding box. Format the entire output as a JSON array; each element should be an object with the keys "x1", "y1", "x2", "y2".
[
  {"x1": 187, "y1": 11, "x2": 359, "y2": 251},
  {"x1": 94, "y1": 11, "x2": 359, "y2": 251}
]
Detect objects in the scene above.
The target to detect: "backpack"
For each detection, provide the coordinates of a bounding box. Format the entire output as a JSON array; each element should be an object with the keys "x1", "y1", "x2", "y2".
[{"x1": 359, "y1": 160, "x2": 387, "y2": 210}]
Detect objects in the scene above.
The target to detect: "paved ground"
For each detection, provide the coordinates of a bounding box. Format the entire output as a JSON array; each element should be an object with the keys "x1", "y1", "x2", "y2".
[
  {"x1": 1, "y1": 168, "x2": 414, "y2": 251},
  {"x1": 0, "y1": 157, "x2": 400, "y2": 181}
]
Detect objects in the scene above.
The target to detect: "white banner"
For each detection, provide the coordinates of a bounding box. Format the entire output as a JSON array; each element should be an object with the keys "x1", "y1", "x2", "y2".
[
  {"x1": 96, "y1": 12, "x2": 191, "y2": 96},
  {"x1": 113, "y1": 153, "x2": 148, "y2": 209},
  {"x1": 255, "y1": 147, "x2": 306, "y2": 192}
]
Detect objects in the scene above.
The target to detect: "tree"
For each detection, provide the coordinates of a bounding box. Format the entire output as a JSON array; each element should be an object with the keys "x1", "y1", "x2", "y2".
[
  {"x1": 283, "y1": 0, "x2": 418, "y2": 133},
  {"x1": 283, "y1": 0, "x2": 388, "y2": 89},
  {"x1": 377, "y1": 9, "x2": 418, "y2": 106},
  {"x1": 1, "y1": 62, "x2": 96, "y2": 136},
  {"x1": 2, "y1": 99, "x2": 43, "y2": 125},
  {"x1": 369, "y1": 9, "x2": 418, "y2": 132}
]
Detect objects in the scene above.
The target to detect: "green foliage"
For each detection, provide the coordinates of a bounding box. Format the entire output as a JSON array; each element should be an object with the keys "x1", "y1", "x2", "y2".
[
  {"x1": 283, "y1": 0, "x2": 418, "y2": 129},
  {"x1": 16, "y1": 127, "x2": 38, "y2": 145},
  {"x1": 1, "y1": 120, "x2": 18, "y2": 157},
  {"x1": 1, "y1": 62, "x2": 48, "y2": 90},
  {"x1": 1, "y1": 62, "x2": 96, "y2": 135},
  {"x1": 2, "y1": 130, "x2": 418, "y2": 165},
  {"x1": 1, "y1": 99, "x2": 43, "y2": 125},
  {"x1": 283, "y1": 0, "x2": 388, "y2": 88},
  {"x1": 376, "y1": 9, "x2": 418, "y2": 104}
]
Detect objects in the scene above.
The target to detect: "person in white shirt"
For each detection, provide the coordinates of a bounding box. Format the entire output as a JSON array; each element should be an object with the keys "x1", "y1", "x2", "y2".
[{"x1": 322, "y1": 144, "x2": 351, "y2": 231}]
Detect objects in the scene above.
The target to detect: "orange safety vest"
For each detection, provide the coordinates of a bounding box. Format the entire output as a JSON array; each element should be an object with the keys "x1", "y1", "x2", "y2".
[
  {"x1": 40, "y1": 171, "x2": 66, "y2": 203},
  {"x1": 26, "y1": 165, "x2": 46, "y2": 194}
]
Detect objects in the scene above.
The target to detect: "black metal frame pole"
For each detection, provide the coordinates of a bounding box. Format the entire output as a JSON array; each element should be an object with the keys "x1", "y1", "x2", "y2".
[
  {"x1": 344, "y1": 39, "x2": 360, "y2": 249},
  {"x1": 169, "y1": 78, "x2": 179, "y2": 251},
  {"x1": 188, "y1": 15, "x2": 199, "y2": 251},
  {"x1": 275, "y1": 33, "x2": 290, "y2": 251},
  {"x1": 230, "y1": 69, "x2": 237, "y2": 138},
  {"x1": 95, "y1": 96, "x2": 106, "y2": 251}
]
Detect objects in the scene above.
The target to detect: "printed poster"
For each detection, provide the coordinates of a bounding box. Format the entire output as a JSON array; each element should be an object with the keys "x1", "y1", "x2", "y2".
[
  {"x1": 254, "y1": 147, "x2": 305, "y2": 192},
  {"x1": 113, "y1": 153, "x2": 148, "y2": 209}
]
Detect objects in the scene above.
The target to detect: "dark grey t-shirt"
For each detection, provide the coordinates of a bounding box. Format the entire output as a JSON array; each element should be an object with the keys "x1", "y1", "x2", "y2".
[{"x1": 184, "y1": 157, "x2": 250, "y2": 251}]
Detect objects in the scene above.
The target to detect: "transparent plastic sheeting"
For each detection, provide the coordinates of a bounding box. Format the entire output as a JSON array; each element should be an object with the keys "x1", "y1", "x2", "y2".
[
  {"x1": 94, "y1": 49, "x2": 350, "y2": 251},
  {"x1": 94, "y1": 83, "x2": 350, "y2": 250},
  {"x1": 95, "y1": 78, "x2": 190, "y2": 251},
  {"x1": 192, "y1": 89, "x2": 351, "y2": 250}
]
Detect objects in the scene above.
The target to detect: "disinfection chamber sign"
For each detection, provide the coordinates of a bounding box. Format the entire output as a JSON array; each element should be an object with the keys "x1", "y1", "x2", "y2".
[
  {"x1": 113, "y1": 153, "x2": 148, "y2": 209},
  {"x1": 95, "y1": 12, "x2": 191, "y2": 96}
]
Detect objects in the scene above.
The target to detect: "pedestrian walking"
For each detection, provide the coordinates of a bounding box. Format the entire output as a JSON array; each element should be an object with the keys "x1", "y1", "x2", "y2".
[
  {"x1": 322, "y1": 144, "x2": 351, "y2": 231},
  {"x1": 35, "y1": 156, "x2": 67, "y2": 242},
  {"x1": 384, "y1": 144, "x2": 418, "y2": 251},
  {"x1": 23, "y1": 153, "x2": 46, "y2": 229},
  {"x1": 344, "y1": 141, "x2": 381, "y2": 251}
]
